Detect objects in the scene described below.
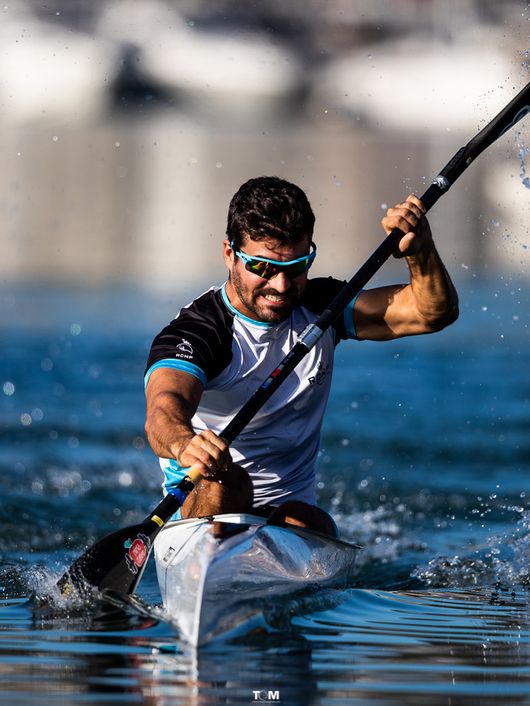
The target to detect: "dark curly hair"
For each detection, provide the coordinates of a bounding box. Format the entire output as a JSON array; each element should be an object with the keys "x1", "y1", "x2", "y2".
[{"x1": 226, "y1": 176, "x2": 315, "y2": 249}]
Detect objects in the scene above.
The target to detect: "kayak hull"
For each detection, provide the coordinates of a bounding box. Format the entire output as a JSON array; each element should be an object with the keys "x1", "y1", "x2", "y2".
[{"x1": 154, "y1": 513, "x2": 360, "y2": 646}]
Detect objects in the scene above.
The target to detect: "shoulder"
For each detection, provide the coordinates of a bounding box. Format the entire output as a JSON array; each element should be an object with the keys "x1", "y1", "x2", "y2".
[
  {"x1": 172, "y1": 287, "x2": 232, "y2": 330},
  {"x1": 146, "y1": 287, "x2": 235, "y2": 383}
]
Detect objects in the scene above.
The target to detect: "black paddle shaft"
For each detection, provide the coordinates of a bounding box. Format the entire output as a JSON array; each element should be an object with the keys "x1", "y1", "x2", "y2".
[{"x1": 58, "y1": 80, "x2": 530, "y2": 599}]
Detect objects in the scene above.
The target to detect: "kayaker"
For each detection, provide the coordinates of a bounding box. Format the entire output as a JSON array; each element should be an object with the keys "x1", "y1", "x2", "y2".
[{"x1": 144, "y1": 176, "x2": 458, "y2": 535}]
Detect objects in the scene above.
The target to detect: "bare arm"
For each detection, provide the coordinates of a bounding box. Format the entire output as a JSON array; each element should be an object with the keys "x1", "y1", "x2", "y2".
[
  {"x1": 144, "y1": 368, "x2": 230, "y2": 476},
  {"x1": 353, "y1": 195, "x2": 459, "y2": 341}
]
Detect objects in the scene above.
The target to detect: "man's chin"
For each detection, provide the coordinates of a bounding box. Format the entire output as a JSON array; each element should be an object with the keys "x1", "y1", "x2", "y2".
[
  {"x1": 257, "y1": 305, "x2": 293, "y2": 323},
  {"x1": 255, "y1": 294, "x2": 298, "y2": 321},
  {"x1": 261, "y1": 311, "x2": 289, "y2": 323}
]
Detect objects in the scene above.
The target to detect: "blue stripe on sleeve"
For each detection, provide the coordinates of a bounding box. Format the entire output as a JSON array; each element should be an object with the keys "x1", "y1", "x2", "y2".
[
  {"x1": 144, "y1": 359, "x2": 207, "y2": 388},
  {"x1": 343, "y1": 290, "x2": 363, "y2": 339}
]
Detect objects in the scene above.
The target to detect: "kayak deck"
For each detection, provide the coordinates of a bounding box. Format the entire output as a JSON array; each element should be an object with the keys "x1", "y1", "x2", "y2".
[{"x1": 154, "y1": 513, "x2": 360, "y2": 646}]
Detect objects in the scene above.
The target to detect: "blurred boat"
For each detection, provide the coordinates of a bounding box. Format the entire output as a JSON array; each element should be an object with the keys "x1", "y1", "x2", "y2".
[
  {"x1": 314, "y1": 32, "x2": 518, "y2": 133},
  {"x1": 0, "y1": 2, "x2": 118, "y2": 124},
  {"x1": 97, "y1": 0, "x2": 304, "y2": 124},
  {"x1": 154, "y1": 513, "x2": 360, "y2": 646}
]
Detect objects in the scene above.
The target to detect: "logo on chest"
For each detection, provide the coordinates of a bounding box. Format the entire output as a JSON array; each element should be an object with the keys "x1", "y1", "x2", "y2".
[{"x1": 308, "y1": 361, "x2": 329, "y2": 386}]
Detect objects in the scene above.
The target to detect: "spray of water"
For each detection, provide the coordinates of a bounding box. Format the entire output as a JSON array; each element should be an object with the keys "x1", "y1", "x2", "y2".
[
  {"x1": 412, "y1": 511, "x2": 530, "y2": 589},
  {"x1": 518, "y1": 142, "x2": 530, "y2": 189}
]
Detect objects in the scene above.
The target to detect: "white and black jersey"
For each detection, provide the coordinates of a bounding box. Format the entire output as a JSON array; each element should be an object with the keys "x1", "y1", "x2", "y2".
[{"x1": 145, "y1": 279, "x2": 360, "y2": 507}]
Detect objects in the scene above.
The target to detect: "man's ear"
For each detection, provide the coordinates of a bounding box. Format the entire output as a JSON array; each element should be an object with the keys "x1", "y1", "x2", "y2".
[{"x1": 223, "y1": 239, "x2": 234, "y2": 267}]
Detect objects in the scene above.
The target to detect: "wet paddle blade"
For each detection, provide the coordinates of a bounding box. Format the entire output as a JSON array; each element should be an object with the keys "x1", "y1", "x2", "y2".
[
  {"x1": 57, "y1": 520, "x2": 157, "y2": 599},
  {"x1": 56, "y1": 470, "x2": 201, "y2": 600}
]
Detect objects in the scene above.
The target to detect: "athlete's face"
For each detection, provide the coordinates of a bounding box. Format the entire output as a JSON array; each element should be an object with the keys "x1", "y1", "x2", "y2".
[{"x1": 223, "y1": 236, "x2": 312, "y2": 324}]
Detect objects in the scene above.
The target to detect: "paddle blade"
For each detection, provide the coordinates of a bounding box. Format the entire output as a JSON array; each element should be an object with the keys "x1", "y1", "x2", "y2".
[
  {"x1": 57, "y1": 520, "x2": 158, "y2": 600},
  {"x1": 56, "y1": 469, "x2": 203, "y2": 600}
]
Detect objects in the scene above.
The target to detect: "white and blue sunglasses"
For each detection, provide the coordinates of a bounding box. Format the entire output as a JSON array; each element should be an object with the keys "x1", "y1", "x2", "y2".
[{"x1": 231, "y1": 241, "x2": 316, "y2": 280}]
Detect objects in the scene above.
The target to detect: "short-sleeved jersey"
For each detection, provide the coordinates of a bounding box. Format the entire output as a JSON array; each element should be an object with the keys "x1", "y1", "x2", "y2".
[{"x1": 145, "y1": 278, "x2": 360, "y2": 507}]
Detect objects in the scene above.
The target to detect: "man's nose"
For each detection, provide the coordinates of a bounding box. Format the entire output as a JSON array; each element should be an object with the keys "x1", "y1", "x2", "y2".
[{"x1": 270, "y1": 272, "x2": 291, "y2": 292}]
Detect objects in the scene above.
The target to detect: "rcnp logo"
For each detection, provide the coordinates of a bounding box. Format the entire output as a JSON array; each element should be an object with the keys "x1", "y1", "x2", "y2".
[{"x1": 252, "y1": 691, "x2": 280, "y2": 702}]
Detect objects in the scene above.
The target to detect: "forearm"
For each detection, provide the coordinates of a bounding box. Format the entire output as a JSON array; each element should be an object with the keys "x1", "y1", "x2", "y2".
[
  {"x1": 145, "y1": 390, "x2": 195, "y2": 460},
  {"x1": 405, "y1": 242, "x2": 459, "y2": 330}
]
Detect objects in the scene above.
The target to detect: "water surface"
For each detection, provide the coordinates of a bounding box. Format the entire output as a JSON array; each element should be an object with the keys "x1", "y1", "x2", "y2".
[{"x1": 2, "y1": 279, "x2": 530, "y2": 705}]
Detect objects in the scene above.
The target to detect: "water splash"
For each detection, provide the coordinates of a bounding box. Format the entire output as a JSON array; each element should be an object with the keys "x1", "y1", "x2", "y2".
[
  {"x1": 412, "y1": 511, "x2": 530, "y2": 589},
  {"x1": 518, "y1": 142, "x2": 530, "y2": 189}
]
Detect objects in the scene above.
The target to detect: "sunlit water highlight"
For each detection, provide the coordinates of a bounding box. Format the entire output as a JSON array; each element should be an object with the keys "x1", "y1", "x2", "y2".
[{"x1": 2, "y1": 280, "x2": 530, "y2": 704}]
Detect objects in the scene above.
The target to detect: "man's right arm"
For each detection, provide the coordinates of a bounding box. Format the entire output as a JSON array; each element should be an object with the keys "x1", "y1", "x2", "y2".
[{"x1": 144, "y1": 368, "x2": 230, "y2": 477}]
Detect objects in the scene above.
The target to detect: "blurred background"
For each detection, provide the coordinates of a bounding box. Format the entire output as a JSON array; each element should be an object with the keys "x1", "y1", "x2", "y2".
[{"x1": 0, "y1": 0, "x2": 528, "y2": 294}]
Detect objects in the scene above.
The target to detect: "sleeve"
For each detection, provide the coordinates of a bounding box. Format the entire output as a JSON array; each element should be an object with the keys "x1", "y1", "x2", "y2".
[
  {"x1": 144, "y1": 290, "x2": 233, "y2": 388},
  {"x1": 302, "y1": 277, "x2": 363, "y2": 343}
]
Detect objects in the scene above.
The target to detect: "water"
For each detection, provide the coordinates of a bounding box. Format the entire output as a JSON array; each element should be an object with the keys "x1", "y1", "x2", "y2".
[
  {"x1": 2, "y1": 279, "x2": 530, "y2": 705},
  {"x1": 519, "y1": 142, "x2": 530, "y2": 190}
]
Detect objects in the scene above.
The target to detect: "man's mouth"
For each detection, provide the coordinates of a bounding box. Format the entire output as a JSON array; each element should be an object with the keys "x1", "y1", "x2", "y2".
[{"x1": 263, "y1": 293, "x2": 288, "y2": 303}]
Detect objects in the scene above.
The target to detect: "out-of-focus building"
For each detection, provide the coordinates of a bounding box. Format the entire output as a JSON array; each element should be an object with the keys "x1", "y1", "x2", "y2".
[{"x1": 0, "y1": 0, "x2": 528, "y2": 292}]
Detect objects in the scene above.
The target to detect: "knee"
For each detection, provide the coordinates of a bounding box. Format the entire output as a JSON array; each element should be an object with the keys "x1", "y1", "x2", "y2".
[
  {"x1": 219, "y1": 462, "x2": 254, "y2": 507},
  {"x1": 268, "y1": 500, "x2": 336, "y2": 536}
]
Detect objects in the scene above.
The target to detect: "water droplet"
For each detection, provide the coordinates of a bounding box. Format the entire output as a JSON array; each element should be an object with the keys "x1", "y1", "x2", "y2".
[
  {"x1": 41, "y1": 358, "x2": 53, "y2": 372},
  {"x1": 2, "y1": 381, "x2": 15, "y2": 395},
  {"x1": 118, "y1": 471, "x2": 133, "y2": 487},
  {"x1": 518, "y1": 142, "x2": 530, "y2": 189}
]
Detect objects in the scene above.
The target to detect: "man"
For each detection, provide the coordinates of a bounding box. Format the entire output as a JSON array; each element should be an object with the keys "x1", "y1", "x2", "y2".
[{"x1": 144, "y1": 176, "x2": 458, "y2": 535}]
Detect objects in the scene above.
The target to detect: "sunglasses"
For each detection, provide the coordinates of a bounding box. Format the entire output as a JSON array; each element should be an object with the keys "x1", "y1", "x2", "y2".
[{"x1": 231, "y1": 241, "x2": 316, "y2": 280}]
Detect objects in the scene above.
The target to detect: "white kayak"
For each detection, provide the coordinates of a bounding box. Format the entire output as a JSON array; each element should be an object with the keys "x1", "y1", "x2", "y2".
[{"x1": 154, "y1": 513, "x2": 360, "y2": 646}]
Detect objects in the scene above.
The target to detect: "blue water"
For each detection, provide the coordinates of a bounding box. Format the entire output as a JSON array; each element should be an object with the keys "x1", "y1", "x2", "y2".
[{"x1": 2, "y1": 279, "x2": 530, "y2": 705}]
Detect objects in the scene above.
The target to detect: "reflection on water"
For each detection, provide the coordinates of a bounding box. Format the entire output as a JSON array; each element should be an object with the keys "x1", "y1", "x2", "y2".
[
  {"x1": 1, "y1": 587, "x2": 530, "y2": 706},
  {"x1": 297, "y1": 589, "x2": 530, "y2": 706}
]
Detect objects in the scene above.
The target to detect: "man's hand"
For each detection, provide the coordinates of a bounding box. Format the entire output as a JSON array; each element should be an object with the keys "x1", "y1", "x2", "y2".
[
  {"x1": 381, "y1": 194, "x2": 433, "y2": 258},
  {"x1": 171, "y1": 430, "x2": 231, "y2": 478}
]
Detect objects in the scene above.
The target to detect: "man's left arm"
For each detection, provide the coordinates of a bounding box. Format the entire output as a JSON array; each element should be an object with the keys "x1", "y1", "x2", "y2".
[{"x1": 352, "y1": 194, "x2": 459, "y2": 341}]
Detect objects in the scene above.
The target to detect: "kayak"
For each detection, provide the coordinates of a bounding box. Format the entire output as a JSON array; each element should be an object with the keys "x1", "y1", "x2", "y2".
[{"x1": 153, "y1": 513, "x2": 360, "y2": 646}]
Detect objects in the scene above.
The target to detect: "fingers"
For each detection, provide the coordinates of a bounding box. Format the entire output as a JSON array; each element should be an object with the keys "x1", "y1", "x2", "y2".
[
  {"x1": 403, "y1": 194, "x2": 426, "y2": 215},
  {"x1": 381, "y1": 194, "x2": 432, "y2": 256},
  {"x1": 382, "y1": 196, "x2": 424, "y2": 233},
  {"x1": 177, "y1": 430, "x2": 231, "y2": 478}
]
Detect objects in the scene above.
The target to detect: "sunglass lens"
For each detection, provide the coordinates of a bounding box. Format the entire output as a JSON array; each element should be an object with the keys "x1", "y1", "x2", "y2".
[
  {"x1": 286, "y1": 258, "x2": 311, "y2": 277},
  {"x1": 245, "y1": 253, "x2": 313, "y2": 280},
  {"x1": 247, "y1": 260, "x2": 279, "y2": 279}
]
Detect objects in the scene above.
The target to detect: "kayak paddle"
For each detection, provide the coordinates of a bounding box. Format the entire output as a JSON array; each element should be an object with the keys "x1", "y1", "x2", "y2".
[{"x1": 57, "y1": 79, "x2": 530, "y2": 600}]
